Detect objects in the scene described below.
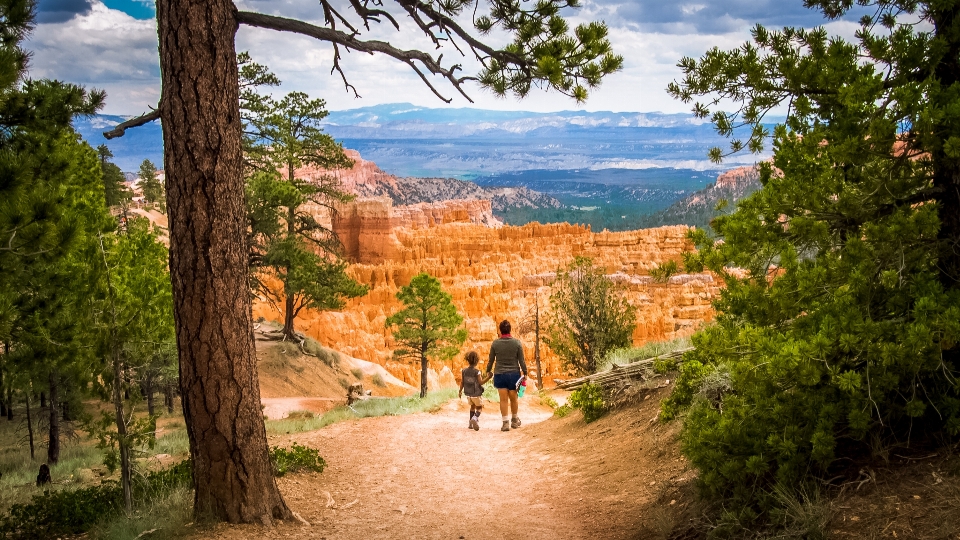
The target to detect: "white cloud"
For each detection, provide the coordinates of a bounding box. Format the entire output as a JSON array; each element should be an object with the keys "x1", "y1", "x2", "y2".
[
  {"x1": 22, "y1": 0, "x2": 864, "y2": 116},
  {"x1": 26, "y1": 1, "x2": 159, "y2": 114}
]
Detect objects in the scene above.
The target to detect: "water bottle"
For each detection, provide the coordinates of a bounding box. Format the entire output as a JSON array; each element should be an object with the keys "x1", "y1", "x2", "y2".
[{"x1": 517, "y1": 376, "x2": 527, "y2": 397}]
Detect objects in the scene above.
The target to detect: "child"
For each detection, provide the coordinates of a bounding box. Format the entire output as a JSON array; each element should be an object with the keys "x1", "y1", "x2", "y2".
[{"x1": 459, "y1": 351, "x2": 491, "y2": 431}]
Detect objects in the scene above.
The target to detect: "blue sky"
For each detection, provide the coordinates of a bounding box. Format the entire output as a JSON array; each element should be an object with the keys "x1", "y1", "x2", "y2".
[
  {"x1": 28, "y1": 0, "x2": 866, "y2": 115},
  {"x1": 99, "y1": 0, "x2": 153, "y2": 19}
]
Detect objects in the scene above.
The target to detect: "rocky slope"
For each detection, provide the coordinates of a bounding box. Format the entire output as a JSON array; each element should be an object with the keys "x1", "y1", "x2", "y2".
[
  {"x1": 296, "y1": 150, "x2": 563, "y2": 212},
  {"x1": 640, "y1": 165, "x2": 762, "y2": 229},
  {"x1": 253, "y1": 198, "x2": 721, "y2": 386}
]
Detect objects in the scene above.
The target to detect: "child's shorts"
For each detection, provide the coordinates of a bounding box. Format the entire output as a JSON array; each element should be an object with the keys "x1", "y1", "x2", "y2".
[{"x1": 467, "y1": 396, "x2": 483, "y2": 407}]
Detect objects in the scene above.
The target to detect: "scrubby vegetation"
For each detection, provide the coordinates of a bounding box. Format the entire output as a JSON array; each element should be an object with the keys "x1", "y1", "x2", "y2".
[
  {"x1": 270, "y1": 443, "x2": 327, "y2": 477},
  {"x1": 0, "y1": 460, "x2": 192, "y2": 540},
  {"x1": 545, "y1": 257, "x2": 636, "y2": 375},
  {"x1": 568, "y1": 383, "x2": 607, "y2": 423},
  {"x1": 661, "y1": 0, "x2": 960, "y2": 533}
]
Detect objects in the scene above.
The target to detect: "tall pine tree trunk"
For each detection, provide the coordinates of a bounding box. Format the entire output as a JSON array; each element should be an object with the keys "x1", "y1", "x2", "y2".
[
  {"x1": 932, "y1": 6, "x2": 960, "y2": 374},
  {"x1": 932, "y1": 6, "x2": 960, "y2": 286},
  {"x1": 25, "y1": 390, "x2": 34, "y2": 460},
  {"x1": 164, "y1": 383, "x2": 175, "y2": 414},
  {"x1": 534, "y1": 298, "x2": 543, "y2": 390},
  {"x1": 145, "y1": 373, "x2": 155, "y2": 417},
  {"x1": 282, "y1": 194, "x2": 296, "y2": 340},
  {"x1": 283, "y1": 288, "x2": 296, "y2": 340},
  {"x1": 157, "y1": 0, "x2": 291, "y2": 524},
  {"x1": 0, "y1": 342, "x2": 5, "y2": 420},
  {"x1": 420, "y1": 346, "x2": 428, "y2": 399},
  {"x1": 0, "y1": 357, "x2": 5, "y2": 419},
  {"x1": 47, "y1": 371, "x2": 59, "y2": 465}
]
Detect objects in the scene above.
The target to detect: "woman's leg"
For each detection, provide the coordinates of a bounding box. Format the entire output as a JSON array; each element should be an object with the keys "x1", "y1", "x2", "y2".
[
  {"x1": 497, "y1": 388, "x2": 510, "y2": 418},
  {"x1": 508, "y1": 390, "x2": 519, "y2": 416}
]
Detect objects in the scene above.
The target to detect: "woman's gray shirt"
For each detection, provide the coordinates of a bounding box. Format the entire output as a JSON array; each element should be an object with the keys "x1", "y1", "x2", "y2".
[{"x1": 486, "y1": 337, "x2": 527, "y2": 374}]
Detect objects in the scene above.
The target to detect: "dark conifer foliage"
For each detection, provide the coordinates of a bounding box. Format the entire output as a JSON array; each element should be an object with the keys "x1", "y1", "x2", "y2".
[{"x1": 662, "y1": 0, "x2": 960, "y2": 526}]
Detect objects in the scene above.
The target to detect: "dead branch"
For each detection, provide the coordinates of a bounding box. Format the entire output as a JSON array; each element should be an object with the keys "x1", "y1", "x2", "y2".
[
  {"x1": 554, "y1": 348, "x2": 693, "y2": 391},
  {"x1": 236, "y1": 11, "x2": 475, "y2": 103},
  {"x1": 102, "y1": 109, "x2": 161, "y2": 140}
]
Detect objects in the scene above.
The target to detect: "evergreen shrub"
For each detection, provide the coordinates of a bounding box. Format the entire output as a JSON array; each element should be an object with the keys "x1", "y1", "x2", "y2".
[
  {"x1": 569, "y1": 383, "x2": 607, "y2": 423},
  {"x1": 270, "y1": 443, "x2": 326, "y2": 477}
]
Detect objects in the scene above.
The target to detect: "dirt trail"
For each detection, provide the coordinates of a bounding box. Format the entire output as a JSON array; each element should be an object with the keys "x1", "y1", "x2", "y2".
[{"x1": 200, "y1": 389, "x2": 697, "y2": 540}]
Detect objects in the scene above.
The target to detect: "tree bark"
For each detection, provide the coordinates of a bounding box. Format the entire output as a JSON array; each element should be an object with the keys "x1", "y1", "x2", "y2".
[
  {"x1": 164, "y1": 383, "x2": 175, "y2": 414},
  {"x1": 420, "y1": 348, "x2": 428, "y2": 399},
  {"x1": 0, "y1": 358, "x2": 6, "y2": 419},
  {"x1": 145, "y1": 373, "x2": 155, "y2": 417},
  {"x1": 534, "y1": 298, "x2": 543, "y2": 390},
  {"x1": 39, "y1": 391, "x2": 45, "y2": 409},
  {"x1": 282, "y1": 163, "x2": 297, "y2": 340},
  {"x1": 283, "y1": 286, "x2": 296, "y2": 340},
  {"x1": 157, "y1": 0, "x2": 292, "y2": 524},
  {"x1": 25, "y1": 390, "x2": 34, "y2": 460},
  {"x1": 932, "y1": 6, "x2": 960, "y2": 289},
  {"x1": 47, "y1": 371, "x2": 59, "y2": 465}
]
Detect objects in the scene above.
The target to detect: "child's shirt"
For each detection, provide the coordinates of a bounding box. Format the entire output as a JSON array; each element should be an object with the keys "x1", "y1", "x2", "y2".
[{"x1": 461, "y1": 367, "x2": 484, "y2": 397}]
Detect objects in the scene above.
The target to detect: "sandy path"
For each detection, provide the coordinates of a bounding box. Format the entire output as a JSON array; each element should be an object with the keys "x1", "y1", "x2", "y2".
[{"x1": 204, "y1": 398, "x2": 592, "y2": 540}]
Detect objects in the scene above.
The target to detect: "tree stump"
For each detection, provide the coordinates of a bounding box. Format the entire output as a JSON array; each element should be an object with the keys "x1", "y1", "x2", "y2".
[
  {"x1": 36, "y1": 464, "x2": 51, "y2": 487},
  {"x1": 347, "y1": 383, "x2": 371, "y2": 405}
]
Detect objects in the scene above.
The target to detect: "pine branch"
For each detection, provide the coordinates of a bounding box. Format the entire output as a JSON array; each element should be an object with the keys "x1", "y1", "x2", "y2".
[
  {"x1": 236, "y1": 11, "x2": 475, "y2": 103},
  {"x1": 102, "y1": 109, "x2": 161, "y2": 140}
]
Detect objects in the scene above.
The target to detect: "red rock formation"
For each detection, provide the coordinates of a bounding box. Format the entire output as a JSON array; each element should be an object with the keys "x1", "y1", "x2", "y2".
[
  {"x1": 254, "y1": 198, "x2": 721, "y2": 385},
  {"x1": 296, "y1": 150, "x2": 405, "y2": 199}
]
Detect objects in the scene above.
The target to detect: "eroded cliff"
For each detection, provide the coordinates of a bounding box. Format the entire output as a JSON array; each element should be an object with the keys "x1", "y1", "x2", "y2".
[{"x1": 254, "y1": 197, "x2": 720, "y2": 386}]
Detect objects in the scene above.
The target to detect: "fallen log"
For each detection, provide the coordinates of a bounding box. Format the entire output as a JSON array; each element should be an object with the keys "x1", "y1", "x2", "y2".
[{"x1": 554, "y1": 348, "x2": 693, "y2": 391}]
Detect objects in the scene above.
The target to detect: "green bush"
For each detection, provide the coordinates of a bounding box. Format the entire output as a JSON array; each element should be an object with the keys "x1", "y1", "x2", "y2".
[
  {"x1": 270, "y1": 443, "x2": 326, "y2": 477},
  {"x1": 371, "y1": 373, "x2": 386, "y2": 387},
  {"x1": 351, "y1": 368, "x2": 364, "y2": 380},
  {"x1": 569, "y1": 383, "x2": 607, "y2": 423},
  {"x1": 553, "y1": 404, "x2": 572, "y2": 418},
  {"x1": 0, "y1": 460, "x2": 192, "y2": 540},
  {"x1": 539, "y1": 389, "x2": 558, "y2": 409}
]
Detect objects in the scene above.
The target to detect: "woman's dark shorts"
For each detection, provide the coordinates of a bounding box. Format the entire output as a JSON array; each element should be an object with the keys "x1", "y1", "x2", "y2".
[{"x1": 493, "y1": 372, "x2": 522, "y2": 390}]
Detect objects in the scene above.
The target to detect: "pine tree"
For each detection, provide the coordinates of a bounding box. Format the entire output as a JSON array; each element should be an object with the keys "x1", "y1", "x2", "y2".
[
  {"x1": 243, "y1": 61, "x2": 366, "y2": 339},
  {"x1": 138, "y1": 159, "x2": 163, "y2": 208},
  {"x1": 97, "y1": 145, "x2": 131, "y2": 208},
  {"x1": 386, "y1": 273, "x2": 467, "y2": 398},
  {"x1": 94, "y1": 216, "x2": 176, "y2": 511},
  {"x1": 544, "y1": 257, "x2": 635, "y2": 375},
  {"x1": 662, "y1": 0, "x2": 960, "y2": 524}
]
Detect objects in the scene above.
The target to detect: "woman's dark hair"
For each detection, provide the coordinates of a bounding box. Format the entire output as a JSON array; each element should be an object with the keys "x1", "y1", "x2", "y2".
[
  {"x1": 465, "y1": 351, "x2": 480, "y2": 365},
  {"x1": 499, "y1": 320, "x2": 511, "y2": 335}
]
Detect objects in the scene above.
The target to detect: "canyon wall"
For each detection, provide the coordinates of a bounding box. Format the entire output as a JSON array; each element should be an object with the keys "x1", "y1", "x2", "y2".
[{"x1": 254, "y1": 197, "x2": 720, "y2": 387}]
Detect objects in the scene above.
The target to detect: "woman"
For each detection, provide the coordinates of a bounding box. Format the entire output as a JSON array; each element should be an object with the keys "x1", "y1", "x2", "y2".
[{"x1": 486, "y1": 320, "x2": 527, "y2": 432}]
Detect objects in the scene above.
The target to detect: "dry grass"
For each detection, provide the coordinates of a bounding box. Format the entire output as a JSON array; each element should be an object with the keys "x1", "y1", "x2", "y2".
[{"x1": 265, "y1": 389, "x2": 457, "y2": 435}]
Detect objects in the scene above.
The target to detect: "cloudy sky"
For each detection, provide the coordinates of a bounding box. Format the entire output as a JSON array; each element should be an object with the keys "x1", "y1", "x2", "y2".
[{"x1": 29, "y1": 0, "x2": 862, "y2": 115}]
